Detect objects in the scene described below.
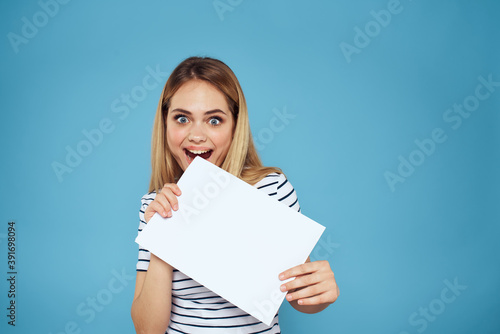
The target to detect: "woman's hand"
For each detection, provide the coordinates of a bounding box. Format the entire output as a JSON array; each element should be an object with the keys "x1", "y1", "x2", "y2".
[
  {"x1": 144, "y1": 183, "x2": 182, "y2": 223},
  {"x1": 279, "y1": 259, "x2": 339, "y2": 313}
]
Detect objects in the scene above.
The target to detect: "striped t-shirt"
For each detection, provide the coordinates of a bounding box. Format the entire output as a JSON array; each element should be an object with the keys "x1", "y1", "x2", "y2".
[{"x1": 136, "y1": 172, "x2": 301, "y2": 333}]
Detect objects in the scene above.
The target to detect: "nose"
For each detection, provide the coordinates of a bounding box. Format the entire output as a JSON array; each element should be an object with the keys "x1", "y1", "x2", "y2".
[{"x1": 188, "y1": 124, "x2": 207, "y2": 143}]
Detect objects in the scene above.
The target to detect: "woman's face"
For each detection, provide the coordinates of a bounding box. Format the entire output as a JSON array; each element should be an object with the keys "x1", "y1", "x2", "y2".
[{"x1": 166, "y1": 80, "x2": 235, "y2": 171}]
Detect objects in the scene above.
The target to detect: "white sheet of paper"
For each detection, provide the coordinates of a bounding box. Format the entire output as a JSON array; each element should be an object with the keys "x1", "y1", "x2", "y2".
[{"x1": 135, "y1": 157, "x2": 325, "y2": 326}]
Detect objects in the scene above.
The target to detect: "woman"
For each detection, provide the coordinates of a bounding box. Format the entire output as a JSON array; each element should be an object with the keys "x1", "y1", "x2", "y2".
[{"x1": 131, "y1": 56, "x2": 339, "y2": 333}]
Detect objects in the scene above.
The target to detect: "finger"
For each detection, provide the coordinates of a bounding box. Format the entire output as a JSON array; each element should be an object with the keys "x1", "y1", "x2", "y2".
[
  {"x1": 281, "y1": 272, "x2": 324, "y2": 292},
  {"x1": 158, "y1": 186, "x2": 180, "y2": 211},
  {"x1": 280, "y1": 260, "x2": 333, "y2": 281},
  {"x1": 161, "y1": 183, "x2": 182, "y2": 197},
  {"x1": 155, "y1": 193, "x2": 174, "y2": 213},
  {"x1": 279, "y1": 261, "x2": 321, "y2": 280},
  {"x1": 294, "y1": 292, "x2": 337, "y2": 306},
  {"x1": 144, "y1": 203, "x2": 167, "y2": 223},
  {"x1": 147, "y1": 200, "x2": 171, "y2": 218},
  {"x1": 290, "y1": 281, "x2": 339, "y2": 305},
  {"x1": 285, "y1": 284, "x2": 322, "y2": 302}
]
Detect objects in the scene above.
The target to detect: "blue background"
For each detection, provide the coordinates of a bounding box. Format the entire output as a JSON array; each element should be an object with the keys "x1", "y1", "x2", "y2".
[{"x1": 1, "y1": 0, "x2": 499, "y2": 333}]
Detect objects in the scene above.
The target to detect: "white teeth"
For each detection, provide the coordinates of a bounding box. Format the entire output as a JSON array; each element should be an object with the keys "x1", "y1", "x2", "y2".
[{"x1": 187, "y1": 149, "x2": 210, "y2": 154}]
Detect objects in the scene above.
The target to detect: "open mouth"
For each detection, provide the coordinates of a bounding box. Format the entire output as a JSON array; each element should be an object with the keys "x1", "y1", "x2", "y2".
[{"x1": 184, "y1": 148, "x2": 213, "y2": 164}]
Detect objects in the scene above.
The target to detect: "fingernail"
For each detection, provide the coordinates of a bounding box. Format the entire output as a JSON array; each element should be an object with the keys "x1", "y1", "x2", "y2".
[
  {"x1": 173, "y1": 204, "x2": 178, "y2": 211},
  {"x1": 280, "y1": 285, "x2": 286, "y2": 292},
  {"x1": 167, "y1": 211, "x2": 172, "y2": 217},
  {"x1": 298, "y1": 299, "x2": 303, "y2": 305},
  {"x1": 286, "y1": 294, "x2": 292, "y2": 301},
  {"x1": 279, "y1": 274, "x2": 285, "y2": 280},
  {"x1": 163, "y1": 211, "x2": 167, "y2": 217}
]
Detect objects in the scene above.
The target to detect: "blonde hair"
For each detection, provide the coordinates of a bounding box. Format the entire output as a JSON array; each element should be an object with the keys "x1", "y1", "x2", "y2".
[{"x1": 148, "y1": 57, "x2": 281, "y2": 193}]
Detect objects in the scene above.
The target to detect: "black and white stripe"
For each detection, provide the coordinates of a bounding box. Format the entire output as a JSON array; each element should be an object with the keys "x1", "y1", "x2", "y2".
[{"x1": 136, "y1": 172, "x2": 300, "y2": 333}]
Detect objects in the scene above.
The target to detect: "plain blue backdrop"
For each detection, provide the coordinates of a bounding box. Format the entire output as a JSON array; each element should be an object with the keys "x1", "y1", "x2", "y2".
[{"x1": 1, "y1": 0, "x2": 499, "y2": 333}]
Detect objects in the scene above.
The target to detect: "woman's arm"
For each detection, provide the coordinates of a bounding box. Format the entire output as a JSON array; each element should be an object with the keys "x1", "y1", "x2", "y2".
[
  {"x1": 131, "y1": 254, "x2": 173, "y2": 333},
  {"x1": 280, "y1": 257, "x2": 339, "y2": 314},
  {"x1": 131, "y1": 183, "x2": 182, "y2": 333}
]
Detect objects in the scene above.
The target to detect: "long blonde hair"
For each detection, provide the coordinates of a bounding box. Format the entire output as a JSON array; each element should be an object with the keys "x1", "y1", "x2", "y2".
[{"x1": 148, "y1": 57, "x2": 281, "y2": 193}]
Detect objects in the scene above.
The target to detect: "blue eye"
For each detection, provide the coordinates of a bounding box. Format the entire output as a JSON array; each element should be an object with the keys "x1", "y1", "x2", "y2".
[
  {"x1": 175, "y1": 115, "x2": 189, "y2": 124},
  {"x1": 209, "y1": 117, "x2": 221, "y2": 126}
]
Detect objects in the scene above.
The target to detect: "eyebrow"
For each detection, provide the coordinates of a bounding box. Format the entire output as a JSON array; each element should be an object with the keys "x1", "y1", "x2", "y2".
[{"x1": 170, "y1": 108, "x2": 227, "y2": 116}]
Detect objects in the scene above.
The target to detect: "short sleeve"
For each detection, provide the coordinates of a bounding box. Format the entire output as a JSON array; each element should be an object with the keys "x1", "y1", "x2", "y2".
[
  {"x1": 136, "y1": 192, "x2": 157, "y2": 272},
  {"x1": 254, "y1": 173, "x2": 301, "y2": 212}
]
